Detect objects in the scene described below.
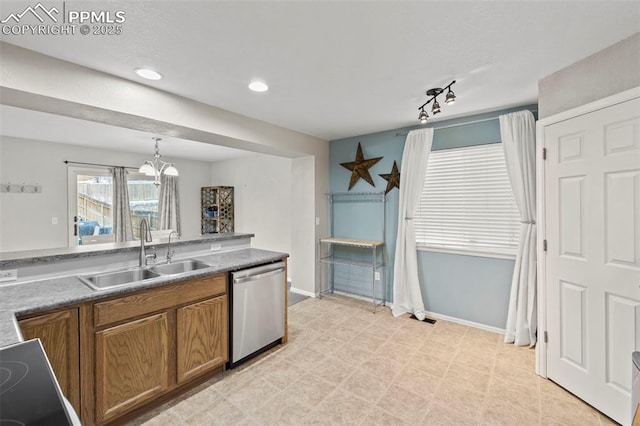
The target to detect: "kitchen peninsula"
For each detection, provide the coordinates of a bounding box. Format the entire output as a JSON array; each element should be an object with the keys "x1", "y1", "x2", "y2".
[{"x1": 0, "y1": 233, "x2": 288, "y2": 425}]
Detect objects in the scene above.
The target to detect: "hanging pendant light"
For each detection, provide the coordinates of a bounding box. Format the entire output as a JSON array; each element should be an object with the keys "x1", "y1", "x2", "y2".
[
  {"x1": 445, "y1": 88, "x2": 456, "y2": 104},
  {"x1": 418, "y1": 108, "x2": 429, "y2": 124},
  {"x1": 139, "y1": 137, "x2": 178, "y2": 187},
  {"x1": 139, "y1": 162, "x2": 155, "y2": 176},
  {"x1": 432, "y1": 99, "x2": 441, "y2": 114}
]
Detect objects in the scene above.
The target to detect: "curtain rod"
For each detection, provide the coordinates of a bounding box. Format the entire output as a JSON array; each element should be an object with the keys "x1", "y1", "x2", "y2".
[
  {"x1": 64, "y1": 160, "x2": 139, "y2": 171},
  {"x1": 395, "y1": 108, "x2": 539, "y2": 137}
]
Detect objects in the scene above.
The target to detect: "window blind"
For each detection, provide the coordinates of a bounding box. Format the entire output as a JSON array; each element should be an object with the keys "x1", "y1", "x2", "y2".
[{"x1": 414, "y1": 143, "x2": 520, "y2": 256}]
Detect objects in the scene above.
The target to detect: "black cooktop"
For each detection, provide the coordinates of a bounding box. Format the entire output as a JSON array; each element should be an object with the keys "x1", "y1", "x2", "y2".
[{"x1": 0, "y1": 339, "x2": 72, "y2": 426}]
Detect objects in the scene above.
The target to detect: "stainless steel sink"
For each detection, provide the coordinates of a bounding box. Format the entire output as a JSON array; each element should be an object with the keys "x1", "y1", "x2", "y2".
[
  {"x1": 149, "y1": 259, "x2": 210, "y2": 275},
  {"x1": 78, "y1": 268, "x2": 160, "y2": 290},
  {"x1": 78, "y1": 259, "x2": 210, "y2": 291}
]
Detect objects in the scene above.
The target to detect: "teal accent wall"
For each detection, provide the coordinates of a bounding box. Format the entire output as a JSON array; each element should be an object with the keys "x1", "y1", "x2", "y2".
[
  {"x1": 418, "y1": 251, "x2": 516, "y2": 328},
  {"x1": 329, "y1": 104, "x2": 537, "y2": 329}
]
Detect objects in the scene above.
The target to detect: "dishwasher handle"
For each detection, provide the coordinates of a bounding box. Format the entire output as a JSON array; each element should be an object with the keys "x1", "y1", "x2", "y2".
[{"x1": 233, "y1": 267, "x2": 285, "y2": 285}]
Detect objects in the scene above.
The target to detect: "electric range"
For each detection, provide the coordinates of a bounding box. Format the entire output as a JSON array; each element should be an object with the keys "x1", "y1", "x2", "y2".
[{"x1": 0, "y1": 339, "x2": 77, "y2": 425}]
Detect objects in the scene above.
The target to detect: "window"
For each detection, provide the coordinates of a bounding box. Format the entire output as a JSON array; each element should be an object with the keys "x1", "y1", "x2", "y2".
[
  {"x1": 414, "y1": 143, "x2": 520, "y2": 258},
  {"x1": 70, "y1": 168, "x2": 160, "y2": 245}
]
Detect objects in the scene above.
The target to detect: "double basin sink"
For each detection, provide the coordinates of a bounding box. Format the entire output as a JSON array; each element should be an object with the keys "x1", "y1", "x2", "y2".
[{"x1": 77, "y1": 259, "x2": 211, "y2": 291}]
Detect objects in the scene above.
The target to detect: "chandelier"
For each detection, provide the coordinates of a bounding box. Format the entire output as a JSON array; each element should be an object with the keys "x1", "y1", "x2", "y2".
[
  {"x1": 139, "y1": 137, "x2": 178, "y2": 187},
  {"x1": 418, "y1": 80, "x2": 456, "y2": 124}
]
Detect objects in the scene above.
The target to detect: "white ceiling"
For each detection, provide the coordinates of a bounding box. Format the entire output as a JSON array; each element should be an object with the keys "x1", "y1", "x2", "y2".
[
  {"x1": 0, "y1": 105, "x2": 252, "y2": 162},
  {"x1": 1, "y1": 1, "x2": 639, "y2": 144}
]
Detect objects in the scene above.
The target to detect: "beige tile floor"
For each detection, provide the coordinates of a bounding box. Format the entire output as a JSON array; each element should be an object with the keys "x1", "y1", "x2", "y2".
[{"x1": 128, "y1": 295, "x2": 618, "y2": 426}]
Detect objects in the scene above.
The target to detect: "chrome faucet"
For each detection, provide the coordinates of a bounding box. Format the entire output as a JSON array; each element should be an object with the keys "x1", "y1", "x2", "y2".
[
  {"x1": 166, "y1": 231, "x2": 178, "y2": 264},
  {"x1": 139, "y1": 219, "x2": 156, "y2": 267}
]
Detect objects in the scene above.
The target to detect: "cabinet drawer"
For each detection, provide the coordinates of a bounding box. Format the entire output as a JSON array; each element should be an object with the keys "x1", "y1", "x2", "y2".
[{"x1": 94, "y1": 273, "x2": 226, "y2": 328}]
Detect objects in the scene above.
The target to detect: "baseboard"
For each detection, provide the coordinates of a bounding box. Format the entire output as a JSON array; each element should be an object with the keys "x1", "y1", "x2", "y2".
[
  {"x1": 424, "y1": 310, "x2": 505, "y2": 335},
  {"x1": 314, "y1": 293, "x2": 501, "y2": 334},
  {"x1": 289, "y1": 287, "x2": 316, "y2": 298}
]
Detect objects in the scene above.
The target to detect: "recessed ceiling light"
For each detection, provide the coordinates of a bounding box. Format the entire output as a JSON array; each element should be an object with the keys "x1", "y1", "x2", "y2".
[
  {"x1": 135, "y1": 68, "x2": 163, "y2": 80},
  {"x1": 248, "y1": 81, "x2": 269, "y2": 92}
]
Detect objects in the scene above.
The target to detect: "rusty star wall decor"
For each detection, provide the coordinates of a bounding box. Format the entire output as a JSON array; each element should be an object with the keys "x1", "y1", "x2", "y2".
[
  {"x1": 379, "y1": 161, "x2": 401, "y2": 194},
  {"x1": 340, "y1": 142, "x2": 383, "y2": 190}
]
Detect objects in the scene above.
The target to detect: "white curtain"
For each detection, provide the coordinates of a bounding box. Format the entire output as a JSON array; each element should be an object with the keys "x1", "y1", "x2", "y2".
[
  {"x1": 500, "y1": 110, "x2": 537, "y2": 347},
  {"x1": 392, "y1": 128, "x2": 434, "y2": 320},
  {"x1": 158, "y1": 174, "x2": 181, "y2": 235},
  {"x1": 112, "y1": 167, "x2": 133, "y2": 242}
]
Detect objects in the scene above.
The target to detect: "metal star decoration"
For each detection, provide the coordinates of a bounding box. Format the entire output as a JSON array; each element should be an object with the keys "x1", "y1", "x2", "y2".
[
  {"x1": 340, "y1": 142, "x2": 383, "y2": 190},
  {"x1": 379, "y1": 160, "x2": 401, "y2": 194}
]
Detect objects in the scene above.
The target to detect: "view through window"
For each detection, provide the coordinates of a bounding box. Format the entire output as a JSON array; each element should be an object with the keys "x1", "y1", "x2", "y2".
[{"x1": 75, "y1": 171, "x2": 160, "y2": 245}]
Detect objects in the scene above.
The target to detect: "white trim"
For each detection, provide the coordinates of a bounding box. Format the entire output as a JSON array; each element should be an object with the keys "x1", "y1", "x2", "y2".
[
  {"x1": 424, "y1": 310, "x2": 505, "y2": 335},
  {"x1": 67, "y1": 166, "x2": 113, "y2": 247},
  {"x1": 416, "y1": 245, "x2": 517, "y2": 261},
  {"x1": 67, "y1": 167, "x2": 75, "y2": 248},
  {"x1": 536, "y1": 115, "x2": 548, "y2": 378},
  {"x1": 289, "y1": 286, "x2": 316, "y2": 298},
  {"x1": 535, "y1": 85, "x2": 640, "y2": 380},
  {"x1": 537, "y1": 86, "x2": 640, "y2": 127}
]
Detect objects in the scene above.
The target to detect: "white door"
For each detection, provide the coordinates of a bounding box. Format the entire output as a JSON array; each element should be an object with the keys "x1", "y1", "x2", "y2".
[
  {"x1": 545, "y1": 97, "x2": 640, "y2": 425},
  {"x1": 67, "y1": 167, "x2": 114, "y2": 246}
]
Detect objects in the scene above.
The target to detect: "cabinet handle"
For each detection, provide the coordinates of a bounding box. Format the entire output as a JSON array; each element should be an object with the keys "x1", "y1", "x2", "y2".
[{"x1": 233, "y1": 267, "x2": 285, "y2": 284}]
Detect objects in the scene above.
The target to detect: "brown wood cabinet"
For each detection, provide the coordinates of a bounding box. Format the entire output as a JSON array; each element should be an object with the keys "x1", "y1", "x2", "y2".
[
  {"x1": 15, "y1": 264, "x2": 286, "y2": 426},
  {"x1": 177, "y1": 295, "x2": 228, "y2": 383},
  {"x1": 95, "y1": 312, "x2": 171, "y2": 423},
  {"x1": 18, "y1": 308, "x2": 80, "y2": 415},
  {"x1": 84, "y1": 272, "x2": 228, "y2": 425}
]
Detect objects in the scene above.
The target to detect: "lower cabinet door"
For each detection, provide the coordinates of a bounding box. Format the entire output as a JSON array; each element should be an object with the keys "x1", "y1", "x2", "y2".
[
  {"x1": 176, "y1": 295, "x2": 228, "y2": 383},
  {"x1": 95, "y1": 313, "x2": 170, "y2": 423},
  {"x1": 19, "y1": 308, "x2": 80, "y2": 415}
]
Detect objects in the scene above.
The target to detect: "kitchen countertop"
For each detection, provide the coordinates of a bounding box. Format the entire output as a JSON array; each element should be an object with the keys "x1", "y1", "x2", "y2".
[
  {"x1": 0, "y1": 248, "x2": 287, "y2": 347},
  {"x1": 0, "y1": 233, "x2": 254, "y2": 267}
]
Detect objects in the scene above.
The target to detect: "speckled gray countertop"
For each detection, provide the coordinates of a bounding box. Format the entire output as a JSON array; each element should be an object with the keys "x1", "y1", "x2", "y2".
[
  {"x1": 0, "y1": 248, "x2": 287, "y2": 347},
  {"x1": 0, "y1": 233, "x2": 254, "y2": 267}
]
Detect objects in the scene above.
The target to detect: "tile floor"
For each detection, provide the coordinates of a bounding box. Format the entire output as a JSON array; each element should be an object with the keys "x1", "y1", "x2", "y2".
[
  {"x1": 128, "y1": 295, "x2": 618, "y2": 426},
  {"x1": 288, "y1": 286, "x2": 309, "y2": 307}
]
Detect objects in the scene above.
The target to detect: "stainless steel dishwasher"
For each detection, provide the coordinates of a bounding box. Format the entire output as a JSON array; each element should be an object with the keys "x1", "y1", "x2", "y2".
[{"x1": 229, "y1": 261, "x2": 286, "y2": 368}]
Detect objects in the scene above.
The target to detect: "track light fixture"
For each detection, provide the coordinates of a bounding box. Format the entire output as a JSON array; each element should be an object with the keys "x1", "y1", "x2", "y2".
[{"x1": 418, "y1": 80, "x2": 456, "y2": 123}]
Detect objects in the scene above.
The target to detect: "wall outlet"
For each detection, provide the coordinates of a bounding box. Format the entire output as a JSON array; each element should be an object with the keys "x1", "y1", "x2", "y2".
[
  {"x1": 315, "y1": 217, "x2": 320, "y2": 226},
  {"x1": 0, "y1": 269, "x2": 18, "y2": 283},
  {"x1": 51, "y1": 217, "x2": 58, "y2": 225},
  {"x1": 375, "y1": 271, "x2": 380, "y2": 281},
  {"x1": 210, "y1": 243, "x2": 221, "y2": 252}
]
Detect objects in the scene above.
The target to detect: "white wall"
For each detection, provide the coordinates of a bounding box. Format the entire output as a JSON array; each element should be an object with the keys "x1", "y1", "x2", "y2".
[
  {"x1": 291, "y1": 156, "x2": 318, "y2": 296},
  {"x1": 209, "y1": 154, "x2": 322, "y2": 296},
  {"x1": 539, "y1": 32, "x2": 640, "y2": 118},
  {"x1": 0, "y1": 136, "x2": 212, "y2": 252},
  {"x1": 210, "y1": 154, "x2": 292, "y2": 257}
]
